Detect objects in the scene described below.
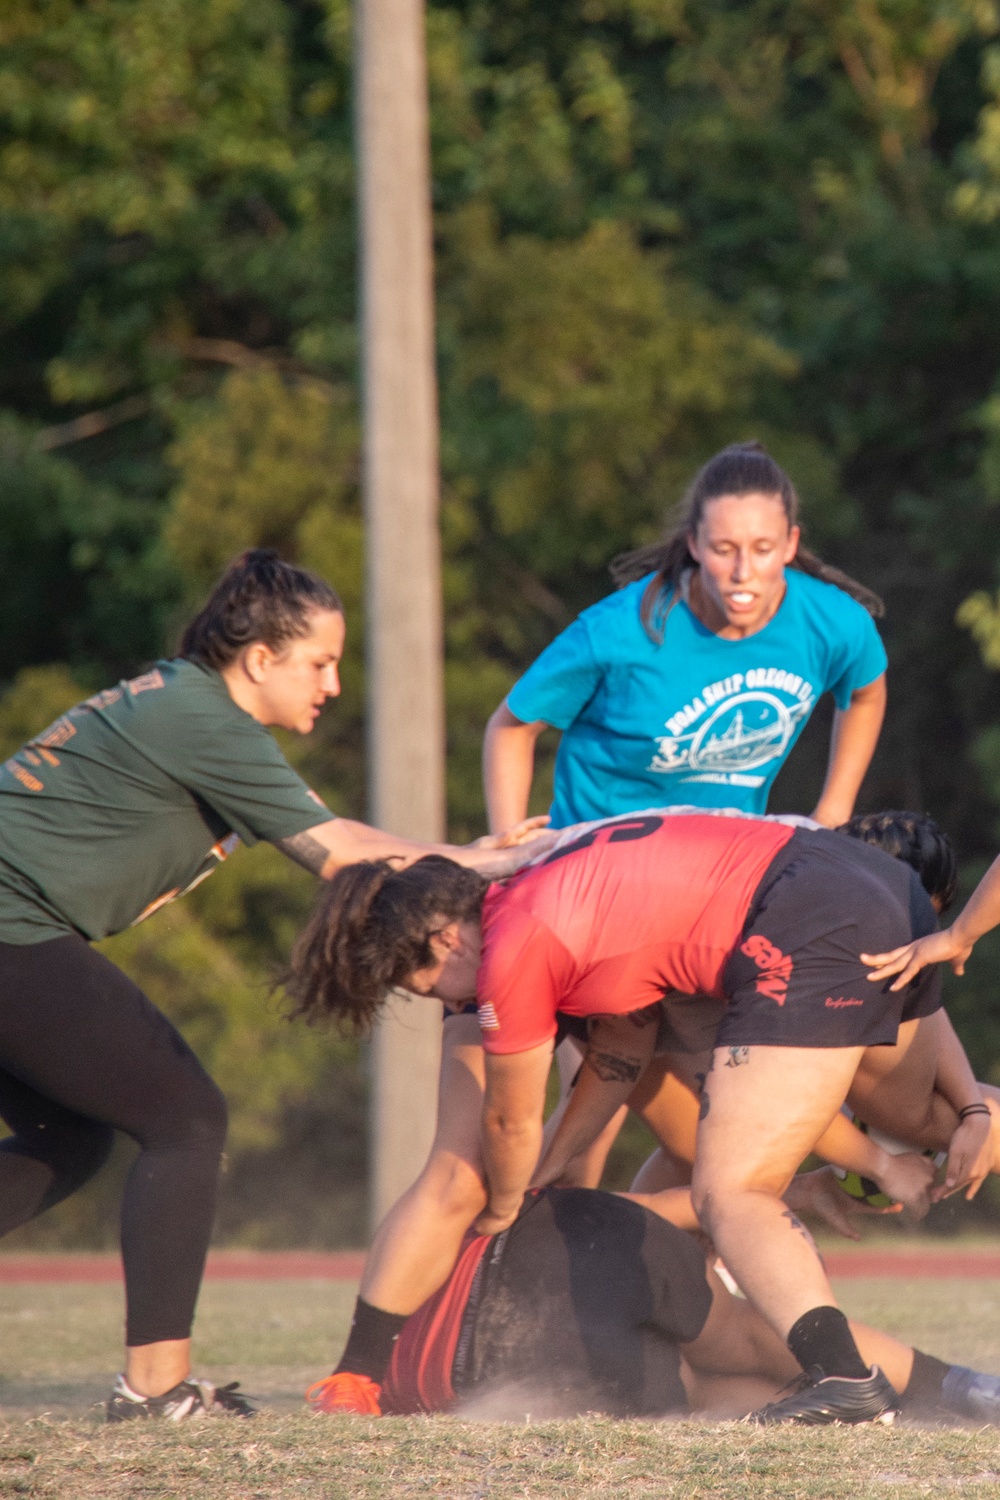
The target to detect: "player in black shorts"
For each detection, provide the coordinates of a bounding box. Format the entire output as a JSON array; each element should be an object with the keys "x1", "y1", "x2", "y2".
[
  {"x1": 310, "y1": 1186, "x2": 1000, "y2": 1427},
  {"x1": 291, "y1": 810, "x2": 991, "y2": 1426}
]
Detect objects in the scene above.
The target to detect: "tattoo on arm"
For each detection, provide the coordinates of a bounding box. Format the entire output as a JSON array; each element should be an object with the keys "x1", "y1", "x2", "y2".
[
  {"x1": 699, "y1": 1092, "x2": 710, "y2": 1121},
  {"x1": 782, "y1": 1209, "x2": 817, "y2": 1251},
  {"x1": 725, "y1": 1046, "x2": 751, "y2": 1068},
  {"x1": 272, "y1": 830, "x2": 330, "y2": 876},
  {"x1": 586, "y1": 1051, "x2": 642, "y2": 1085}
]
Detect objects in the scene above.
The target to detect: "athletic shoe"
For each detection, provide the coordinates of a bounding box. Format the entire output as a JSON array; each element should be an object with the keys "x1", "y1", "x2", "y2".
[
  {"x1": 941, "y1": 1365, "x2": 1000, "y2": 1424},
  {"x1": 746, "y1": 1365, "x2": 899, "y2": 1426},
  {"x1": 106, "y1": 1373, "x2": 256, "y2": 1422},
  {"x1": 306, "y1": 1371, "x2": 383, "y2": 1415}
]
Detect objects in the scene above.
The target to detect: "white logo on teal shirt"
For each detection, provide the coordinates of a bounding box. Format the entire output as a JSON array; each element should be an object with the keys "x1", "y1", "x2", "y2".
[{"x1": 648, "y1": 669, "x2": 815, "y2": 787}]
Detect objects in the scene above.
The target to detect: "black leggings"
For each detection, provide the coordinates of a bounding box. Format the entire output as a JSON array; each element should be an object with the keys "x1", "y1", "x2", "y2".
[{"x1": 0, "y1": 936, "x2": 227, "y2": 1346}]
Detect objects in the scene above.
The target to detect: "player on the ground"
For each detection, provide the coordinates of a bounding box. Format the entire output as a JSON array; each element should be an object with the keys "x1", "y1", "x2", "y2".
[
  {"x1": 307, "y1": 1185, "x2": 1000, "y2": 1426},
  {"x1": 0, "y1": 549, "x2": 551, "y2": 1424},
  {"x1": 288, "y1": 808, "x2": 987, "y2": 1425}
]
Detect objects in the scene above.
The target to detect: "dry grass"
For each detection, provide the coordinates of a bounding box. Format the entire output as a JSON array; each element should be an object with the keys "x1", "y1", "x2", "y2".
[{"x1": 0, "y1": 1276, "x2": 998, "y2": 1497}]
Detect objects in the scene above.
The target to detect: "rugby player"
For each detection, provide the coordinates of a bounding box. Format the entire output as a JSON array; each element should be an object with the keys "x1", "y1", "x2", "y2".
[
  {"x1": 619, "y1": 812, "x2": 998, "y2": 1205},
  {"x1": 287, "y1": 809, "x2": 989, "y2": 1424},
  {"x1": 308, "y1": 1185, "x2": 1000, "y2": 1426}
]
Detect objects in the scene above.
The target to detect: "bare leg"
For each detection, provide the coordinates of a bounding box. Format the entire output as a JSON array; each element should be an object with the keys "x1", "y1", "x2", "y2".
[
  {"x1": 681, "y1": 1265, "x2": 915, "y2": 1417},
  {"x1": 360, "y1": 1015, "x2": 487, "y2": 1314},
  {"x1": 126, "y1": 1340, "x2": 192, "y2": 1398},
  {"x1": 692, "y1": 1044, "x2": 864, "y2": 1339}
]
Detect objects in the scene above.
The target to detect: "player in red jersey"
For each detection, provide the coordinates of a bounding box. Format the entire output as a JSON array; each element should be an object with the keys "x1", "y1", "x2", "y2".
[{"x1": 287, "y1": 810, "x2": 990, "y2": 1425}]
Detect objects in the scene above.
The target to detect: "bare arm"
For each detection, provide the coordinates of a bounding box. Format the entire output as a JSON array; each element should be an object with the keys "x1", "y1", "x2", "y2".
[
  {"x1": 483, "y1": 702, "x2": 550, "y2": 835},
  {"x1": 272, "y1": 813, "x2": 555, "y2": 881},
  {"x1": 811, "y1": 673, "x2": 886, "y2": 828},
  {"x1": 476, "y1": 1041, "x2": 555, "y2": 1235},
  {"x1": 531, "y1": 1008, "x2": 660, "y2": 1188},
  {"x1": 863, "y1": 849, "x2": 1000, "y2": 988},
  {"x1": 811, "y1": 1111, "x2": 933, "y2": 1217}
]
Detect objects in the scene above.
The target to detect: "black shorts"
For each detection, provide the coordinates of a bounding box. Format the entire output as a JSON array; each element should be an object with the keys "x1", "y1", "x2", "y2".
[
  {"x1": 453, "y1": 1186, "x2": 712, "y2": 1418},
  {"x1": 716, "y1": 828, "x2": 942, "y2": 1050}
]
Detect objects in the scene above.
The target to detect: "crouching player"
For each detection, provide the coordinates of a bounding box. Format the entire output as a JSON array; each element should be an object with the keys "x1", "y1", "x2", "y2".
[
  {"x1": 288, "y1": 809, "x2": 987, "y2": 1425},
  {"x1": 309, "y1": 1185, "x2": 1000, "y2": 1426}
]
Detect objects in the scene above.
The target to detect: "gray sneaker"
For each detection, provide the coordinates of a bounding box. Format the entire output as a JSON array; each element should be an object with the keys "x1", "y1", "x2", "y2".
[
  {"x1": 746, "y1": 1365, "x2": 899, "y2": 1426},
  {"x1": 106, "y1": 1373, "x2": 255, "y2": 1422},
  {"x1": 941, "y1": 1365, "x2": 1000, "y2": 1424}
]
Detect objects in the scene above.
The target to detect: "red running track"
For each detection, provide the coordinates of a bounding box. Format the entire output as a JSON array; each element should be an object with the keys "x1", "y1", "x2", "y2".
[{"x1": 0, "y1": 1249, "x2": 998, "y2": 1282}]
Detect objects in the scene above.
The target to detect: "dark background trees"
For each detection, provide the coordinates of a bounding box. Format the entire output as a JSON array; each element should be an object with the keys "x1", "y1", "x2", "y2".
[{"x1": 3, "y1": 0, "x2": 1000, "y2": 1241}]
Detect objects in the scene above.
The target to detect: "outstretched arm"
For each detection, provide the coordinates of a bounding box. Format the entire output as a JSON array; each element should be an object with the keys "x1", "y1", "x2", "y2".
[
  {"x1": 863, "y1": 849, "x2": 1000, "y2": 989},
  {"x1": 272, "y1": 813, "x2": 554, "y2": 881},
  {"x1": 811, "y1": 674, "x2": 886, "y2": 828},
  {"x1": 483, "y1": 703, "x2": 550, "y2": 835}
]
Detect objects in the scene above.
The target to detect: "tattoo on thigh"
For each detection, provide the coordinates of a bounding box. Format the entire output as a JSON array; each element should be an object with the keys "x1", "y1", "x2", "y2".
[
  {"x1": 586, "y1": 1051, "x2": 642, "y2": 1085},
  {"x1": 782, "y1": 1209, "x2": 817, "y2": 1250},
  {"x1": 272, "y1": 830, "x2": 329, "y2": 875},
  {"x1": 699, "y1": 1092, "x2": 711, "y2": 1121},
  {"x1": 725, "y1": 1046, "x2": 750, "y2": 1068}
]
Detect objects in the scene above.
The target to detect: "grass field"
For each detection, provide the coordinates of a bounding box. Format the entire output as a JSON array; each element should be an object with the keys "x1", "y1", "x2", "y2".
[{"x1": 2, "y1": 1276, "x2": 1000, "y2": 1497}]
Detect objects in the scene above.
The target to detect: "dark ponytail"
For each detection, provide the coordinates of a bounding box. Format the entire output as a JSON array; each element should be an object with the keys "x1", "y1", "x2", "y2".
[
  {"x1": 285, "y1": 856, "x2": 488, "y2": 1032},
  {"x1": 610, "y1": 441, "x2": 884, "y2": 643},
  {"x1": 180, "y1": 550, "x2": 343, "y2": 669},
  {"x1": 838, "y1": 811, "x2": 957, "y2": 913}
]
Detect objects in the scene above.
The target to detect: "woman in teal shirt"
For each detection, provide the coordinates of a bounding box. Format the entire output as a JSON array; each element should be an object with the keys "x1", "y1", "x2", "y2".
[{"x1": 484, "y1": 441, "x2": 887, "y2": 833}]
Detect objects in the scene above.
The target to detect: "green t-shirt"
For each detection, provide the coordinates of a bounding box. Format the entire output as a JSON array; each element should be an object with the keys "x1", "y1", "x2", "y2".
[{"x1": 0, "y1": 659, "x2": 332, "y2": 944}]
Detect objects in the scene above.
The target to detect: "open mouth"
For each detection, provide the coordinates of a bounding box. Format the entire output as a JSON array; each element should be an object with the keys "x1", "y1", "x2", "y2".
[{"x1": 728, "y1": 592, "x2": 757, "y2": 608}]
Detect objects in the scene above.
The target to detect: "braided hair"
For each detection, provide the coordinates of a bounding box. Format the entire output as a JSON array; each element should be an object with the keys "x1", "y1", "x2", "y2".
[
  {"x1": 285, "y1": 856, "x2": 488, "y2": 1031},
  {"x1": 180, "y1": 549, "x2": 342, "y2": 669},
  {"x1": 838, "y1": 811, "x2": 957, "y2": 913},
  {"x1": 610, "y1": 441, "x2": 884, "y2": 643}
]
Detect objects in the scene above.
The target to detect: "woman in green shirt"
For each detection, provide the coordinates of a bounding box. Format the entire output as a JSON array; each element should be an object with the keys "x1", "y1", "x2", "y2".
[{"x1": 0, "y1": 549, "x2": 548, "y2": 1422}]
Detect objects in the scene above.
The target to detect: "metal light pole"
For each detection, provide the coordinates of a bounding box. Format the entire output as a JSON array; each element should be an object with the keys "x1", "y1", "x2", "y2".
[{"x1": 355, "y1": 0, "x2": 445, "y2": 1230}]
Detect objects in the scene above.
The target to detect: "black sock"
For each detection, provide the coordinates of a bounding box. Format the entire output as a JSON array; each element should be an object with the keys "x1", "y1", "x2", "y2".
[
  {"x1": 334, "y1": 1297, "x2": 409, "y2": 1383},
  {"x1": 900, "y1": 1348, "x2": 950, "y2": 1412},
  {"x1": 787, "y1": 1306, "x2": 870, "y2": 1380}
]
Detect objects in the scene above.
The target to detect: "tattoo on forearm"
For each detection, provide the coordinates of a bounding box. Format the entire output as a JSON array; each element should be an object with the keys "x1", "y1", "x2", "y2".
[
  {"x1": 586, "y1": 1051, "x2": 642, "y2": 1085},
  {"x1": 699, "y1": 1092, "x2": 711, "y2": 1121},
  {"x1": 725, "y1": 1046, "x2": 750, "y2": 1068},
  {"x1": 782, "y1": 1209, "x2": 817, "y2": 1250},
  {"x1": 272, "y1": 830, "x2": 329, "y2": 875}
]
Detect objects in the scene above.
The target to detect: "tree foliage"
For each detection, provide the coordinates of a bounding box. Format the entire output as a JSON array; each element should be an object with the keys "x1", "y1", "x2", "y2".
[{"x1": 5, "y1": 0, "x2": 1000, "y2": 1237}]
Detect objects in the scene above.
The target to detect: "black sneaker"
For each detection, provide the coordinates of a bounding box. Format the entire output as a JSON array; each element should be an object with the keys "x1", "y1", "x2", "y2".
[
  {"x1": 746, "y1": 1365, "x2": 899, "y2": 1426},
  {"x1": 940, "y1": 1365, "x2": 1000, "y2": 1424},
  {"x1": 106, "y1": 1374, "x2": 256, "y2": 1422}
]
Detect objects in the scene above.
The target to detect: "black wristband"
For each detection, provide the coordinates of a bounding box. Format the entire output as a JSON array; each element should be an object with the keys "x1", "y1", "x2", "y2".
[{"x1": 958, "y1": 1103, "x2": 991, "y2": 1121}]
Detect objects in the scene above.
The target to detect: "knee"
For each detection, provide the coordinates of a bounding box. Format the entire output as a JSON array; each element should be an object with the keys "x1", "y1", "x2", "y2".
[
  {"x1": 415, "y1": 1153, "x2": 487, "y2": 1222},
  {"x1": 184, "y1": 1076, "x2": 228, "y2": 1153},
  {"x1": 140, "y1": 1073, "x2": 228, "y2": 1156},
  {"x1": 43, "y1": 1118, "x2": 115, "y2": 1190}
]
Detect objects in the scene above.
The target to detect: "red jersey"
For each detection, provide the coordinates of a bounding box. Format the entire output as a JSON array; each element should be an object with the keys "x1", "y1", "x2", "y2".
[
  {"x1": 476, "y1": 811, "x2": 795, "y2": 1054},
  {"x1": 382, "y1": 1233, "x2": 490, "y2": 1415}
]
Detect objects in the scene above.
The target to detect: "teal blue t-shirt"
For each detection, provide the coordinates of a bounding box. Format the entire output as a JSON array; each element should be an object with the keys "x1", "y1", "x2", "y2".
[{"x1": 506, "y1": 570, "x2": 887, "y2": 827}]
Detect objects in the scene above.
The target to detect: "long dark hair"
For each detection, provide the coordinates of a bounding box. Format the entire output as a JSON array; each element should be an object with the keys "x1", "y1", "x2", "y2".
[
  {"x1": 180, "y1": 549, "x2": 343, "y2": 669},
  {"x1": 285, "y1": 856, "x2": 488, "y2": 1031},
  {"x1": 610, "y1": 442, "x2": 884, "y2": 643},
  {"x1": 838, "y1": 811, "x2": 957, "y2": 913}
]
